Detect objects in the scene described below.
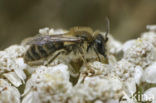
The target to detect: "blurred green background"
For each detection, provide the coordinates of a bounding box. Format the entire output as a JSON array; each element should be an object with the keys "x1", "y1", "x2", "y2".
[{"x1": 0, "y1": 0, "x2": 156, "y2": 50}]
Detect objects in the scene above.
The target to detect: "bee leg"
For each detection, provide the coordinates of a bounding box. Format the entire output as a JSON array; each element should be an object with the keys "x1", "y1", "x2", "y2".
[
  {"x1": 44, "y1": 50, "x2": 65, "y2": 66},
  {"x1": 78, "y1": 47, "x2": 88, "y2": 66},
  {"x1": 93, "y1": 47, "x2": 101, "y2": 62},
  {"x1": 45, "y1": 53, "x2": 60, "y2": 66},
  {"x1": 78, "y1": 47, "x2": 95, "y2": 83}
]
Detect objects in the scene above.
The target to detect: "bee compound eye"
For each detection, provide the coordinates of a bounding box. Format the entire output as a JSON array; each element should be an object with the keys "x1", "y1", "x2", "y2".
[{"x1": 95, "y1": 39, "x2": 101, "y2": 44}]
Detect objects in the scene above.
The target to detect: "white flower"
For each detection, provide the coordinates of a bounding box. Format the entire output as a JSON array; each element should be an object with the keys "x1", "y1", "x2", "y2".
[
  {"x1": 107, "y1": 35, "x2": 122, "y2": 55},
  {"x1": 141, "y1": 31, "x2": 156, "y2": 47},
  {"x1": 22, "y1": 64, "x2": 72, "y2": 103},
  {"x1": 113, "y1": 59, "x2": 143, "y2": 83},
  {"x1": 81, "y1": 60, "x2": 142, "y2": 97},
  {"x1": 39, "y1": 28, "x2": 67, "y2": 35},
  {"x1": 0, "y1": 45, "x2": 26, "y2": 72},
  {"x1": 112, "y1": 59, "x2": 144, "y2": 96},
  {"x1": 123, "y1": 38, "x2": 155, "y2": 68},
  {"x1": 68, "y1": 76, "x2": 123, "y2": 103},
  {"x1": 143, "y1": 62, "x2": 156, "y2": 83},
  {"x1": 0, "y1": 79, "x2": 20, "y2": 103},
  {"x1": 122, "y1": 40, "x2": 135, "y2": 53},
  {"x1": 87, "y1": 61, "x2": 112, "y2": 76},
  {"x1": 143, "y1": 87, "x2": 156, "y2": 102}
]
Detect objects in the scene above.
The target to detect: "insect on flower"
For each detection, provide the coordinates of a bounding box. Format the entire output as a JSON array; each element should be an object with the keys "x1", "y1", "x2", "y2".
[{"x1": 24, "y1": 19, "x2": 110, "y2": 66}]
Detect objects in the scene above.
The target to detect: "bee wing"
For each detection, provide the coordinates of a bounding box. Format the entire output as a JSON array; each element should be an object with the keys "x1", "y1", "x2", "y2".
[{"x1": 26, "y1": 35, "x2": 82, "y2": 45}]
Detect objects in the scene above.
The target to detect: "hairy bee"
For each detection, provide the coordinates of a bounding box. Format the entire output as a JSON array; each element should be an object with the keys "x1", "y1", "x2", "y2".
[{"x1": 24, "y1": 20, "x2": 109, "y2": 66}]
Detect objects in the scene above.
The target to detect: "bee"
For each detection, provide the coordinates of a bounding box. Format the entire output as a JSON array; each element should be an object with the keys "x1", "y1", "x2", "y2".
[{"x1": 24, "y1": 19, "x2": 109, "y2": 66}]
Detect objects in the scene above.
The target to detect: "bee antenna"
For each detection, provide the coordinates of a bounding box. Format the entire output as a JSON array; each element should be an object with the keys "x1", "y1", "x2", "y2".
[{"x1": 105, "y1": 17, "x2": 110, "y2": 38}]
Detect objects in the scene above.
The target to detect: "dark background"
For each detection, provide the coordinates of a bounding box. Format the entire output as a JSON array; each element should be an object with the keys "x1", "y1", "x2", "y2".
[{"x1": 0, "y1": 0, "x2": 156, "y2": 50}]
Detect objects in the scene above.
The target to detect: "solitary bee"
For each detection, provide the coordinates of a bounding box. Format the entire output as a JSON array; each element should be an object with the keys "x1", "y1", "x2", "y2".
[{"x1": 24, "y1": 20, "x2": 109, "y2": 66}]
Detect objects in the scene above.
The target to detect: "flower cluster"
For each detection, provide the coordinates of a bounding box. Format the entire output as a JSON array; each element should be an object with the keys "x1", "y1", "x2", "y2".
[
  {"x1": 0, "y1": 25, "x2": 156, "y2": 103},
  {"x1": 0, "y1": 45, "x2": 27, "y2": 87}
]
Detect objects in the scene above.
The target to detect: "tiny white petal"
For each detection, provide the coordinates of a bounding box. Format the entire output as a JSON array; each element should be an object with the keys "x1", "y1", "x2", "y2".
[
  {"x1": 134, "y1": 66, "x2": 143, "y2": 84},
  {"x1": 14, "y1": 58, "x2": 27, "y2": 82},
  {"x1": 48, "y1": 28, "x2": 54, "y2": 35},
  {"x1": 39, "y1": 27, "x2": 49, "y2": 35},
  {"x1": 53, "y1": 29, "x2": 67, "y2": 34},
  {"x1": 3, "y1": 72, "x2": 22, "y2": 87}
]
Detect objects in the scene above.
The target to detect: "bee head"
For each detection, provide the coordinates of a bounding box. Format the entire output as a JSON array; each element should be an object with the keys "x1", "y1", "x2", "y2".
[
  {"x1": 94, "y1": 33, "x2": 108, "y2": 57},
  {"x1": 87, "y1": 17, "x2": 109, "y2": 58}
]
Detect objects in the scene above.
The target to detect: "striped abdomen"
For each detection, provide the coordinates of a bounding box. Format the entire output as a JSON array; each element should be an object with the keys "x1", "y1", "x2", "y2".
[{"x1": 24, "y1": 43, "x2": 63, "y2": 63}]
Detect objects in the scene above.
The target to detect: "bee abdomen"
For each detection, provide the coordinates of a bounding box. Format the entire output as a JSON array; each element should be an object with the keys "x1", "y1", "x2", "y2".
[
  {"x1": 36, "y1": 45, "x2": 49, "y2": 58},
  {"x1": 44, "y1": 43, "x2": 56, "y2": 54},
  {"x1": 24, "y1": 45, "x2": 40, "y2": 62},
  {"x1": 24, "y1": 43, "x2": 63, "y2": 63}
]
